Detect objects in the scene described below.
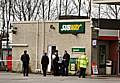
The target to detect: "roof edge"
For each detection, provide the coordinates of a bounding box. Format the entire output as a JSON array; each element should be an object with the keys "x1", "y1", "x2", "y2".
[{"x1": 11, "y1": 19, "x2": 91, "y2": 24}]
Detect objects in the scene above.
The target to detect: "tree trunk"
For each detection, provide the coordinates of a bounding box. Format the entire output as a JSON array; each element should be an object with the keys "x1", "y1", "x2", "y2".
[
  {"x1": 78, "y1": 0, "x2": 81, "y2": 16},
  {"x1": 48, "y1": 0, "x2": 51, "y2": 20}
]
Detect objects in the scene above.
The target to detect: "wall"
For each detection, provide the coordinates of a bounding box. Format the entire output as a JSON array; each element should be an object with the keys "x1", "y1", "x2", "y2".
[
  {"x1": 109, "y1": 41, "x2": 118, "y2": 74},
  {"x1": 12, "y1": 22, "x2": 39, "y2": 72},
  {"x1": 12, "y1": 20, "x2": 92, "y2": 74}
]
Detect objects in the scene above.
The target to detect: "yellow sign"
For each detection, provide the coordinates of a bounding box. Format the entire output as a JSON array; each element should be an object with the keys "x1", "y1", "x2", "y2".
[{"x1": 71, "y1": 24, "x2": 82, "y2": 30}]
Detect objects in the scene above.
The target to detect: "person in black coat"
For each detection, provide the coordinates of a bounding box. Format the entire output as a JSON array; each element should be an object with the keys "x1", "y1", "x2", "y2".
[
  {"x1": 21, "y1": 50, "x2": 30, "y2": 76},
  {"x1": 52, "y1": 50, "x2": 59, "y2": 76},
  {"x1": 41, "y1": 52, "x2": 49, "y2": 76},
  {"x1": 63, "y1": 50, "x2": 70, "y2": 76}
]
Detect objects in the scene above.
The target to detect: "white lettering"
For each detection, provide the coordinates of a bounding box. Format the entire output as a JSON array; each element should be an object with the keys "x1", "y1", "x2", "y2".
[{"x1": 61, "y1": 25, "x2": 71, "y2": 31}]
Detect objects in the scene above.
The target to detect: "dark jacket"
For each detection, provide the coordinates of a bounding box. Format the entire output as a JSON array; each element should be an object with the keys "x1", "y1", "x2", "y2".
[
  {"x1": 63, "y1": 53, "x2": 70, "y2": 66},
  {"x1": 41, "y1": 55, "x2": 49, "y2": 65},
  {"x1": 21, "y1": 54, "x2": 30, "y2": 65},
  {"x1": 53, "y1": 55, "x2": 59, "y2": 65}
]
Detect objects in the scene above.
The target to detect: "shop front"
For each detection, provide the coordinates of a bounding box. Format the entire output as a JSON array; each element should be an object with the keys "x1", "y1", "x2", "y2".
[
  {"x1": 11, "y1": 19, "x2": 92, "y2": 74},
  {"x1": 97, "y1": 38, "x2": 118, "y2": 75},
  {"x1": 92, "y1": 28, "x2": 119, "y2": 75}
]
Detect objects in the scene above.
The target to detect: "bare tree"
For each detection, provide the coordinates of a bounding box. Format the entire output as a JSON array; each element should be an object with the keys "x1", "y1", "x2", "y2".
[
  {"x1": 59, "y1": 0, "x2": 61, "y2": 16},
  {"x1": 11, "y1": 0, "x2": 43, "y2": 21},
  {"x1": 68, "y1": 0, "x2": 91, "y2": 17},
  {"x1": 91, "y1": 3, "x2": 120, "y2": 19},
  {"x1": 78, "y1": 0, "x2": 81, "y2": 16},
  {"x1": 1, "y1": 0, "x2": 92, "y2": 22},
  {"x1": 106, "y1": 5, "x2": 120, "y2": 19},
  {"x1": 48, "y1": 0, "x2": 51, "y2": 20},
  {"x1": 1, "y1": 0, "x2": 120, "y2": 23}
]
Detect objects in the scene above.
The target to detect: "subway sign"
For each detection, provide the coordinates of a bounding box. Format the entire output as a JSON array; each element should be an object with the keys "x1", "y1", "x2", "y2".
[{"x1": 59, "y1": 22, "x2": 85, "y2": 33}]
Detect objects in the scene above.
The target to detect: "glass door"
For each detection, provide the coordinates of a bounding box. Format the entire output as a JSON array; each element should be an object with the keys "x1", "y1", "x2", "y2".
[{"x1": 99, "y1": 45, "x2": 106, "y2": 74}]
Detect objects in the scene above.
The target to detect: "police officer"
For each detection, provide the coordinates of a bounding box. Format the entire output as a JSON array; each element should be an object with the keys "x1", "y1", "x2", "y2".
[
  {"x1": 21, "y1": 50, "x2": 30, "y2": 77},
  {"x1": 78, "y1": 52, "x2": 88, "y2": 78}
]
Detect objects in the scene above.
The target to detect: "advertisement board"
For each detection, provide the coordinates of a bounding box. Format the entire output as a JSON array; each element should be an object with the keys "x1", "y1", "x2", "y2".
[{"x1": 59, "y1": 22, "x2": 85, "y2": 33}]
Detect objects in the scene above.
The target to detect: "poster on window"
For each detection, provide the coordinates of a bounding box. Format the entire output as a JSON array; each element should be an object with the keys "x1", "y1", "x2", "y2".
[{"x1": 92, "y1": 65, "x2": 98, "y2": 75}]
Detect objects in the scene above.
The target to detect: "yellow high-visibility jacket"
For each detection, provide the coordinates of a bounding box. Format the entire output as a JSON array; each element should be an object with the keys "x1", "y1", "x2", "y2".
[{"x1": 78, "y1": 54, "x2": 88, "y2": 68}]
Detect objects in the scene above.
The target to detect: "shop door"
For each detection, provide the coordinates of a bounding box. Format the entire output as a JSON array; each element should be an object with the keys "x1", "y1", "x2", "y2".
[{"x1": 98, "y1": 45, "x2": 106, "y2": 75}]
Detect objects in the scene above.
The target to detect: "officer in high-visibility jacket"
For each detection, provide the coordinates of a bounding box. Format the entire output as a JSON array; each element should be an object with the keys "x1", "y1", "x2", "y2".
[{"x1": 78, "y1": 53, "x2": 88, "y2": 78}]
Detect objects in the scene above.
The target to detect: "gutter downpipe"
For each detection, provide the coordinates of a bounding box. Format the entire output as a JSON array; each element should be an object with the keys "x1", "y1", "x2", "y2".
[
  {"x1": 35, "y1": 20, "x2": 41, "y2": 72},
  {"x1": 40, "y1": 0, "x2": 45, "y2": 73},
  {"x1": 43, "y1": 20, "x2": 45, "y2": 53},
  {"x1": 40, "y1": 19, "x2": 45, "y2": 73}
]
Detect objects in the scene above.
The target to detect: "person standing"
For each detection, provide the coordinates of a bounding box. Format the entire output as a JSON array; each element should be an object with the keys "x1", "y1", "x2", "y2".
[
  {"x1": 78, "y1": 52, "x2": 88, "y2": 78},
  {"x1": 41, "y1": 52, "x2": 49, "y2": 76},
  {"x1": 52, "y1": 50, "x2": 59, "y2": 76},
  {"x1": 21, "y1": 50, "x2": 30, "y2": 77},
  {"x1": 63, "y1": 50, "x2": 70, "y2": 76}
]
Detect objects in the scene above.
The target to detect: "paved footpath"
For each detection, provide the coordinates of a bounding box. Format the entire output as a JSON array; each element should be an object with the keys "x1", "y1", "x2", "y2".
[{"x1": 0, "y1": 72, "x2": 120, "y2": 83}]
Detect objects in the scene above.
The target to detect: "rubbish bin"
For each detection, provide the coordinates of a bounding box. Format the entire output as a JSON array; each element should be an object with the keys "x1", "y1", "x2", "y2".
[{"x1": 106, "y1": 60, "x2": 112, "y2": 75}]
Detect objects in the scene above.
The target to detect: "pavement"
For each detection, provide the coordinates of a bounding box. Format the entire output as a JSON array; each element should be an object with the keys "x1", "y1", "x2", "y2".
[
  {"x1": 0, "y1": 72, "x2": 120, "y2": 83},
  {"x1": 0, "y1": 71, "x2": 120, "y2": 80}
]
